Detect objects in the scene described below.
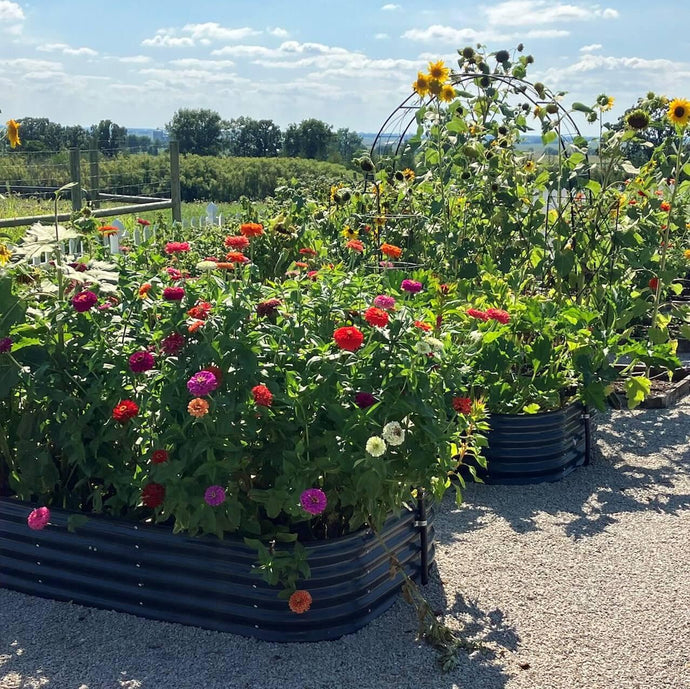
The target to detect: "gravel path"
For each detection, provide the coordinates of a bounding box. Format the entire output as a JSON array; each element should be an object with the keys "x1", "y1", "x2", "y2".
[{"x1": 2, "y1": 402, "x2": 689, "y2": 689}]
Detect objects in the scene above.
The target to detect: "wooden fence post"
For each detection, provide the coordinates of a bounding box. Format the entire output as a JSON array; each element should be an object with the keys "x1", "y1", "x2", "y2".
[
  {"x1": 169, "y1": 139, "x2": 182, "y2": 224},
  {"x1": 89, "y1": 147, "x2": 100, "y2": 208},
  {"x1": 69, "y1": 147, "x2": 82, "y2": 212}
]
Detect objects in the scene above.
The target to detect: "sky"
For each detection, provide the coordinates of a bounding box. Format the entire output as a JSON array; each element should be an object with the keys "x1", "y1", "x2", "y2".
[{"x1": 1, "y1": 0, "x2": 689, "y2": 137}]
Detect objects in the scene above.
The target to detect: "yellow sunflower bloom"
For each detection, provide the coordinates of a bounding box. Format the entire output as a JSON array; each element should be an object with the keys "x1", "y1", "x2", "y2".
[
  {"x1": 342, "y1": 226, "x2": 358, "y2": 240},
  {"x1": 413, "y1": 72, "x2": 430, "y2": 97},
  {"x1": 5, "y1": 120, "x2": 20, "y2": 149},
  {"x1": 428, "y1": 79, "x2": 443, "y2": 97},
  {"x1": 428, "y1": 60, "x2": 450, "y2": 82},
  {"x1": 402, "y1": 168, "x2": 415, "y2": 181},
  {"x1": 668, "y1": 98, "x2": 690, "y2": 127},
  {"x1": 524, "y1": 160, "x2": 536, "y2": 173},
  {"x1": 0, "y1": 244, "x2": 11, "y2": 266},
  {"x1": 439, "y1": 84, "x2": 456, "y2": 103},
  {"x1": 684, "y1": 249, "x2": 690, "y2": 260},
  {"x1": 596, "y1": 94, "x2": 614, "y2": 111}
]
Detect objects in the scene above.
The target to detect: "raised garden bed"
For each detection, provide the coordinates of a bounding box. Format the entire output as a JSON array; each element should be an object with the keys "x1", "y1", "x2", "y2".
[
  {"x1": 0, "y1": 498, "x2": 434, "y2": 642},
  {"x1": 609, "y1": 366, "x2": 690, "y2": 409}
]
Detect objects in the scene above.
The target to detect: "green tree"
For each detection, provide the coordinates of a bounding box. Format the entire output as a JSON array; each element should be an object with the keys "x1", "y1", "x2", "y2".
[
  {"x1": 330, "y1": 127, "x2": 364, "y2": 165},
  {"x1": 166, "y1": 108, "x2": 225, "y2": 156},
  {"x1": 90, "y1": 120, "x2": 127, "y2": 157},
  {"x1": 224, "y1": 117, "x2": 283, "y2": 157},
  {"x1": 64, "y1": 125, "x2": 89, "y2": 150},
  {"x1": 282, "y1": 118, "x2": 334, "y2": 160}
]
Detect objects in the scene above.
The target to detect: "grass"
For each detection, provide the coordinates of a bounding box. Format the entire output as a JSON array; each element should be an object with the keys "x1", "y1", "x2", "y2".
[{"x1": 0, "y1": 194, "x2": 251, "y2": 244}]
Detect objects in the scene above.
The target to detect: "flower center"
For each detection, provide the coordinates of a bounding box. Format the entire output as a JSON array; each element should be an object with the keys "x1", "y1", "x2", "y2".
[{"x1": 674, "y1": 106, "x2": 686, "y2": 118}]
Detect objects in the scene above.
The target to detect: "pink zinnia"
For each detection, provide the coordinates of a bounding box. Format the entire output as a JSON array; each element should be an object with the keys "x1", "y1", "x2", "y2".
[
  {"x1": 485, "y1": 308, "x2": 510, "y2": 324},
  {"x1": 129, "y1": 351, "x2": 155, "y2": 373},
  {"x1": 0, "y1": 337, "x2": 12, "y2": 354},
  {"x1": 204, "y1": 485, "x2": 227, "y2": 507},
  {"x1": 166, "y1": 267, "x2": 183, "y2": 280},
  {"x1": 466, "y1": 308, "x2": 489, "y2": 321},
  {"x1": 160, "y1": 332, "x2": 185, "y2": 355},
  {"x1": 27, "y1": 506, "x2": 50, "y2": 530},
  {"x1": 187, "y1": 371, "x2": 218, "y2": 396},
  {"x1": 71, "y1": 290, "x2": 98, "y2": 312},
  {"x1": 300, "y1": 488, "x2": 327, "y2": 515},
  {"x1": 373, "y1": 295, "x2": 396, "y2": 311},
  {"x1": 163, "y1": 287, "x2": 185, "y2": 301},
  {"x1": 400, "y1": 279, "x2": 423, "y2": 294},
  {"x1": 165, "y1": 241, "x2": 190, "y2": 254}
]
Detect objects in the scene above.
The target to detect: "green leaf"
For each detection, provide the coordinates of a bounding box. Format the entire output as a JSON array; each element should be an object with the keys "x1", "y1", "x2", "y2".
[
  {"x1": 522, "y1": 403, "x2": 541, "y2": 414},
  {"x1": 571, "y1": 102, "x2": 594, "y2": 114},
  {"x1": 648, "y1": 327, "x2": 668, "y2": 344},
  {"x1": 625, "y1": 376, "x2": 651, "y2": 409},
  {"x1": 541, "y1": 131, "x2": 557, "y2": 146}
]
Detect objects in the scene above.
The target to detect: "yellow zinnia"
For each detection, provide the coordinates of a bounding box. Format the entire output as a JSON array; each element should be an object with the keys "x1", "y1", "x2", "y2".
[
  {"x1": 413, "y1": 72, "x2": 430, "y2": 97},
  {"x1": 439, "y1": 84, "x2": 456, "y2": 103},
  {"x1": 428, "y1": 60, "x2": 450, "y2": 82},
  {"x1": 668, "y1": 98, "x2": 690, "y2": 127},
  {"x1": 0, "y1": 244, "x2": 11, "y2": 266},
  {"x1": 5, "y1": 120, "x2": 20, "y2": 148}
]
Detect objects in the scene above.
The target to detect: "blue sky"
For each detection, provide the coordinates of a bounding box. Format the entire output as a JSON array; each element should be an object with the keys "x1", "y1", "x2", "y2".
[{"x1": 1, "y1": 1, "x2": 689, "y2": 135}]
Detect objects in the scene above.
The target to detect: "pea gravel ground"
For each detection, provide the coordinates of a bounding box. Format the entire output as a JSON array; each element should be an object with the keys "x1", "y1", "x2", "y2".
[{"x1": 2, "y1": 401, "x2": 689, "y2": 689}]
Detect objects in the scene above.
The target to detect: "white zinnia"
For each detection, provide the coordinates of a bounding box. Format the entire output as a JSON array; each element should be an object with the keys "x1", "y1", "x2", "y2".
[
  {"x1": 425, "y1": 336, "x2": 444, "y2": 352},
  {"x1": 382, "y1": 421, "x2": 405, "y2": 446},
  {"x1": 415, "y1": 341, "x2": 432, "y2": 355},
  {"x1": 365, "y1": 436, "x2": 387, "y2": 457},
  {"x1": 196, "y1": 260, "x2": 217, "y2": 272}
]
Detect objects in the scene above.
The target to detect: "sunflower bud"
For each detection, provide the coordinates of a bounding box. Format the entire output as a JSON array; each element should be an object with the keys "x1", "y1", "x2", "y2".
[
  {"x1": 495, "y1": 49, "x2": 510, "y2": 63},
  {"x1": 517, "y1": 43, "x2": 524, "y2": 52},
  {"x1": 534, "y1": 82, "x2": 545, "y2": 97},
  {"x1": 546, "y1": 102, "x2": 559, "y2": 114},
  {"x1": 360, "y1": 157, "x2": 375, "y2": 173},
  {"x1": 461, "y1": 46, "x2": 475, "y2": 59},
  {"x1": 626, "y1": 109, "x2": 650, "y2": 131}
]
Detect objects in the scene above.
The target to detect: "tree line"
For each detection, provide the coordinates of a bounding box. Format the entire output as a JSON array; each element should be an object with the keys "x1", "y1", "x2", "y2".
[{"x1": 1, "y1": 109, "x2": 367, "y2": 166}]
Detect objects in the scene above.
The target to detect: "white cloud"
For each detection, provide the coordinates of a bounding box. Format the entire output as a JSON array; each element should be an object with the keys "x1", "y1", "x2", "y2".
[
  {"x1": 117, "y1": 55, "x2": 152, "y2": 64},
  {"x1": 182, "y1": 23, "x2": 259, "y2": 42},
  {"x1": 375, "y1": 33, "x2": 390, "y2": 40},
  {"x1": 381, "y1": 3, "x2": 401, "y2": 10},
  {"x1": 401, "y1": 22, "x2": 569, "y2": 43},
  {"x1": 0, "y1": 0, "x2": 24, "y2": 34},
  {"x1": 211, "y1": 44, "x2": 277, "y2": 58},
  {"x1": 169, "y1": 58, "x2": 236, "y2": 71},
  {"x1": 37, "y1": 43, "x2": 98, "y2": 57},
  {"x1": 580, "y1": 43, "x2": 602, "y2": 53},
  {"x1": 268, "y1": 27, "x2": 289, "y2": 38},
  {"x1": 525, "y1": 29, "x2": 570, "y2": 38},
  {"x1": 485, "y1": 1, "x2": 619, "y2": 27},
  {"x1": 142, "y1": 30, "x2": 194, "y2": 48}
]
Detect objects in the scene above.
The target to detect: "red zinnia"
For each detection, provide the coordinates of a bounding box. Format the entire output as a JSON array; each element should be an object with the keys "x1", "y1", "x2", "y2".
[
  {"x1": 485, "y1": 308, "x2": 510, "y2": 324},
  {"x1": 187, "y1": 301, "x2": 212, "y2": 320},
  {"x1": 137, "y1": 218, "x2": 151, "y2": 226},
  {"x1": 299, "y1": 247, "x2": 317, "y2": 256},
  {"x1": 203, "y1": 365, "x2": 223, "y2": 384},
  {"x1": 224, "y1": 235, "x2": 250, "y2": 250},
  {"x1": 142, "y1": 482, "x2": 165, "y2": 508},
  {"x1": 252, "y1": 384, "x2": 273, "y2": 407},
  {"x1": 112, "y1": 399, "x2": 139, "y2": 423},
  {"x1": 165, "y1": 241, "x2": 190, "y2": 254},
  {"x1": 660, "y1": 201, "x2": 671, "y2": 212},
  {"x1": 151, "y1": 449, "x2": 169, "y2": 464},
  {"x1": 288, "y1": 590, "x2": 312, "y2": 614},
  {"x1": 129, "y1": 350, "x2": 155, "y2": 373},
  {"x1": 333, "y1": 326, "x2": 365, "y2": 352},
  {"x1": 307, "y1": 270, "x2": 319, "y2": 280},
  {"x1": 346, "y1": 239, "x2": 364, "y2": 253},
  {"x1": 466, "y1": 308, "x2": 489, "y2": 321},
  {"x1": 163, "y1": 286, "x2": 185, "y2": 301},
  {"x1": 452, "y1": 397, "x2": 472, "y2": 415},
  {"x1": 71, "y1": 290, "x2": 98, "y2": 313},
  {"x1": 257, "y1": 298, "x2": 282, "y2": 318},
  {"x1": 295, "y1": 261, "x2": 309, "y2": 268},
  {"x1": 364, "y1": 307, "x2": 389, "y2": 328},
  {"x1": 240, "y1": 222, "x2": 264, "y2": 237},
  {"x1": 160, "y1": 332, "x2": 185, "y2": 355},
  {"x1": 188, "y1": 319, "x2": 204, "y2": 333},
  {"x1": 414, "y1": 320, "x2": 432, "y2": 332},
  {"x1": 649, "y1": 277, "x2": 659, "y2": 290},
  {"x1": 226, "y1": 251, "x2": 249, "y2": 263}
]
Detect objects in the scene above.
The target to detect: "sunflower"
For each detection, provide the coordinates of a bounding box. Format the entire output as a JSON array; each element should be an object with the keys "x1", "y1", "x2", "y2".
[
  {"x1": 626, "y1": 109, "x2": 650, "y2": 131},
  {"x1": 0, "y1": 244, "x2": 11, "y2": 266},
  {"x1": 668, "y1": 98, "x2": 690, "y2": 127},
  {"x1": 5, "y1": 120, "x2": 20, "y2": 148},
  {"x1": 524, "y1": 160, "x2": 536, "y2": 173},
  {"x1": 427, "y1": 60, "x2": 450, "y2": 82},
  {"x1": 412, "y1": 72, "x2": 430, "y2": 97},
  {"x1": 402, "y1": 168, "x2": 415, "y2": 181},
  {"x1": 428, "y1": 79, "x2": 443, "y2": 97},
  {"x1": 596, "y1": 94, "x2": 614, "y2": 112},
  {"x1": 439, "y1": 84, "x2": 456, "y2": 103},
  {"x1": 342, "y1": 226, "x2": 358, "y2": 240}
]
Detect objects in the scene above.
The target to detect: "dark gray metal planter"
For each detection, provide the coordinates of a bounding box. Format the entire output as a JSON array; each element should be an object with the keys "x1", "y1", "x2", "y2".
[
  {"x1": 0, "y1": 498, "x2": 434, "y2": 642},
  {"x1": 479, "y1": 403, "x2": 591, "y2": 484}
]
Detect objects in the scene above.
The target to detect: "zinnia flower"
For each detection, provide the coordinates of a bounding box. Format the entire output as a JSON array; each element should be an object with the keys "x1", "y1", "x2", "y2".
[
  {"x1": 400, "y1": 279, "x2": 423, "y2": 294},
  {"x1": 452, "y1": 397, "x2": 472, "y2": 415},
  {"x1": 225, "y1": 235, "x2": 250, "y2": 250},
  {"x1": 485, "y1": 308, "x2": 510, "y2": 324},
  {"x1": 163, "y1": 286, "x2": 185, "y2": 301},
  {"x1": 288, "y1": 590, "x2": 312, "y2": 614},
  {"x1": 414, "y1": 320, "x2": 432, "y2": 332},
  {"x1": 226, "y1": 251, "x2": 249, "y2": 264},
  {"x1": 251, "y1": 384, "x2": 273, "y2": 407},
  {"x1": 160, "y1": 332, "x2": 185, "y2": 355},
  {"x1": 382, "y1": 421, "x2": 405, "y2": 446},
  {"x1": 660, "y1": 201, "x2": 671, "y2": 212},
  {"x1": 71, "y1": 290, "x2": 98, "y2": 312},
  {"x1": 373, "y1": 295, "x2": 396, "y2": 311},
  {"x1": 649, "y1": 277, "x2": 659, "y2": 291},
  {"x1": 142, "y1": 483, "x2": 165, "y2": 508},
  {"x1": 346, "y1": 239, "x2": 364, "y2": 253},
  {"x1": 112, "y1": 399, "x2": 139, "y2": 423},
  {"x1": 204, "y1": 485, "x2": 227, "y2": 507},
  {"x1": 240, "y1": 222, "x2": 264, "y2": 237},
  {"x1": 166, "y1": 267, "x2": 183, "y2": 280},
  {"x1": 196, "y1": 260, "x2": 217, "y2": 272},
  {"x1": 203, "y1": 365, "x2": 223, "y2": 384},
  {"x1": 138, "y1": 283, "x2": 152, "y2": 299},
  {"x1": 129, "y1": 351, "x2": 155, "y2": 373},
  {"x1": 98, "y1": 225, "x2": 119, "y2": 237},
  {"x1": 365, "y1": 436, "x2": 387, "y2": 457},
  {"x1": 364, "y1": 307, "x2": 389, "y2": 328},
  {"x1": 333, "y1": 326, "x2": 364, "y2": 352},
  {"x1": 668, "y1": 98, "x2": 690, "y2": 127},
  {"x1": 165, "y1": 241, "x2": 190, "y2": 254},
  {"x1": 187, "y1": 371, "x2": 218, "y2": 397},
  {"x1": 187, "y1": 302, "x2": 212, "y2": 320},
  {"x1": 256, "y1": 298, "x2": 281, "y2": 318},
  {"x1": 188, "y1": 397, "x2": 209, "y2": 418},
  {"x1": 300, "y1": 488, "x2": 327, "y2": 515},
  {"x1": 299, "y1": 247, "x2": 317, "y2": 257},
  {"x1": 151, "y1": 449, "x2": 169, "y2": 464},
  {"x1": 6, "y1": 119, "x2": 21, "y2": 148},
  {"x1": 354, "y1": 392, "x2": 377, "y2": 409},
  {"x1": 137, "y1": 218, "x2": 151, "y2": 226},
  {"x1": 0, "y1": 337, "x2": 12, "y2": 354},
  {"x1": 27, "y1": 506, "x2": 50, "y2": 530},
  {"x1": 380, "y1": 243, "x2": 402, "y2": 259}
]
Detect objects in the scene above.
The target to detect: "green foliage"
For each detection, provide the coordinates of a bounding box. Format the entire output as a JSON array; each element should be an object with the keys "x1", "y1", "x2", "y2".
[{"x1": 166, "y1": 108, "x2": 225, "y2": 156}]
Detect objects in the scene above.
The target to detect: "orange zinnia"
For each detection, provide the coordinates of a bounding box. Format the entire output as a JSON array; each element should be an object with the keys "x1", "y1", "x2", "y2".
[
  {"x1": 187, "y1": 398, "x2": 209, "y2": 418},
  {"x1": 288, "y1": 590, "x2": 312, "y2": 614},
  {"x1": 138, "y1": 283, "x2": 152, "y2": 298},
  {"x1": 215, "y1": 262, "x2": 235, "y2": 270},
  {"x1": 380, "y1": 243, "x2": 402, "y2": 259},
  {"x1": 239, "y1": 222, "x2": 264, "y2": 237},
  {"x1": 98, "y1": 225, "x2": 119, "y2": 237}
]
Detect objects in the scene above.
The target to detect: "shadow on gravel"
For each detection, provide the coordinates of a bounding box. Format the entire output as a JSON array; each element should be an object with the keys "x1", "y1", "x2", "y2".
[{"x1": 437, "y1": 407, "x2": 690, "y2": 541}]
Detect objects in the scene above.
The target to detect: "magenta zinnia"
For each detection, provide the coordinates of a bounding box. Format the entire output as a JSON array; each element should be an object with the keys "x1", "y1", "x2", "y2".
[
  {"x1": 204, "y1": 485, "x2": 227, "y2": 507},
  {"x1": 373, "y1": 295, "x2": 396, "y2": 310},
  {"x1": 71, "y1": 290, "x2": 98, "y2": 312},
  {"x1": 187, "y1": 370, "x2": 218, "y2": 396},
  {"x1": 129, "y1": 351, "x2": 155, "y2": 373},
  {"x1": 400, "y1": 279, "x2": 423, "y2": 294},
  {"x1": 27, "y1": 506, "x2": 50, "y2": 530},
  {"x1": 300, "y1": 488, "x2": 327, "y2": 515}
]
